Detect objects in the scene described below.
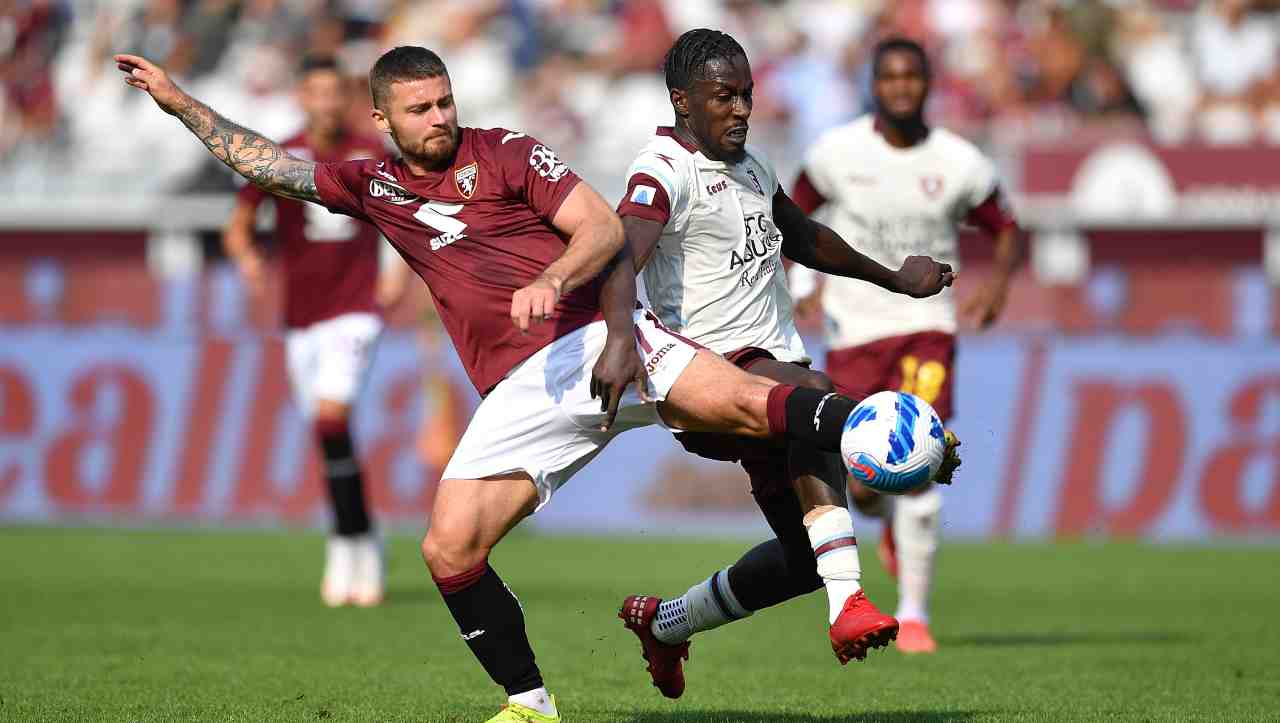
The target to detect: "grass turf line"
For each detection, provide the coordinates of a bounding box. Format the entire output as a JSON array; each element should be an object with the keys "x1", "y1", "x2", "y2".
[{"x1": 0, "y1": 527, "x2": 1276, "y2": 722}]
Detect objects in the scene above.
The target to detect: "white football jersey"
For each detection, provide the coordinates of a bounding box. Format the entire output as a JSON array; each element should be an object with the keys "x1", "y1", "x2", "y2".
[
  {"x1": 791, "y1": 115, "x2": 1002, "y2": 350},
  {"x1": 619, "y1": 128, "x2": 807, "y2": 362}
]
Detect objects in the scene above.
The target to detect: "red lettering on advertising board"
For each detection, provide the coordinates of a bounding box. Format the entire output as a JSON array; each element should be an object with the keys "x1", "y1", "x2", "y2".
[
  {"x1": 0, "y1": 367, "x2": 35, "y2": 496},
  {"x1": 172, "y1": 340, "x2": 234, "y2": 512},
  {"x1": 1056, "y1": 382, "x2": 1185, "y2": 536},
  {"x1": 44, "y1": 366, "x2": 154, "y2": 509},
  {"x1": 229, "y1": 342, "x2": 321, "y2": 519},
  {"x1": 1199, "y1": 377, "x2": 1280, "y2": 531}
]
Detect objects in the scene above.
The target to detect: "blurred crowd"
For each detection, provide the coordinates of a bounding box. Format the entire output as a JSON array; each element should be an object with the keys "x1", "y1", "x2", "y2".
[{"x1": 7, "y1": 0, "x2": 1280, "y2": 199}]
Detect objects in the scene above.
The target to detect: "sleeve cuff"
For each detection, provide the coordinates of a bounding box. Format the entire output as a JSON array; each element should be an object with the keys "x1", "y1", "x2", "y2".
[
  {"x1": 790, "y1": 170, "x2": 828, "y2": 215},
  {"x1": 616, "y1": 173, "x2": 672, "y2": 226},
  {"x1": 965, "y1": 187, "x2": 1018, "y2": 235}
]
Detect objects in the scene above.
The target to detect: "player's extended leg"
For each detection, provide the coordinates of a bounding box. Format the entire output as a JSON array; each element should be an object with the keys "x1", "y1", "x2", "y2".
[
  {"x1": 422, "y1": 474, "x2": 559, "y2": 720},
  {"x1": 715, "y1": 359, "x2": 897, "y2": 662},
  {"x1": 620, "y1": 456, "x2": 822, "y2": 699},
  {"x1": 848, "y1": 478, "x2": 898, "y2": 577},
  {"x1": 622, "y1": 358, "x2": 899, "y2": 696},
  {"x1": 656, "y1": 349, "x2": 858, "y2": 450}
]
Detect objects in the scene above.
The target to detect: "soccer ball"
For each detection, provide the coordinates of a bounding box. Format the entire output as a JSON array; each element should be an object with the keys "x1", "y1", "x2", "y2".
[{"x1": 840, "y1": 391, "x2": 946, "y2": 495}]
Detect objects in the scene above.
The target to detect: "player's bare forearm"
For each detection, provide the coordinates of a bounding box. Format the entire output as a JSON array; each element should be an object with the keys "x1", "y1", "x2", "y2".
[
  {"x1": 542, "y1": 215, "x2": 624, "y2": 294},
  {"x1": 171, "y1": 95, "x2": 318, "y2": 202},
  {"x1": 598, "y1": 242, "x2": 639, "y2": 336},
  {"x1": 989, "y1": 225, "x2": 1023, "y2": 282},
  {"x1": 598, "y1": 215, "x2": 664, "y2": 336},
  {"x1": 774, "y1": 189, "x2": 899, "y2": 290},
  {"x1": 117, "y1": 54, "x2": 316, "y2": 201},
  {"x1": 544, "y1": 184, "x2": 626, "y2": 295}
]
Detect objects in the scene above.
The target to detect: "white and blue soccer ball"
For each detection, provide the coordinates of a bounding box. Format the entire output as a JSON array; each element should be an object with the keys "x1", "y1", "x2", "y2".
[{"x1": 840, "y1": 391, "x2": 946, "y2": 495}]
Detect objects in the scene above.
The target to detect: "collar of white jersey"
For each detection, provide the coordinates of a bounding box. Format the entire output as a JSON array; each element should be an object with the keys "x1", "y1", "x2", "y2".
[
  {"x1": 655, "y1": 126, "x2": 750, "y2": 171},
  {"x1": 869, "y1": 115, "x2": 932, "y2": 155}
]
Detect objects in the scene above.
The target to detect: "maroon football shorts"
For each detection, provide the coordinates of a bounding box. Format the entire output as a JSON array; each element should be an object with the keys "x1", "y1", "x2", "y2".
[{"x1": 824, "y1": 330, "x2": 956, "y2": 422}]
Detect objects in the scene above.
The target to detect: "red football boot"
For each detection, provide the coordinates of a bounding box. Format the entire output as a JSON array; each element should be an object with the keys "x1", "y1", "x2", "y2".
[
  {"x1": 618, "y1": 595, "x2": 690, "y2": 699},
  {"x1": 878, "y1": 521, "x2": 899, "y2": 579},
  {"x1": 897, "y1": 619, "x2": 938, "y2": 654},
  {"x1": 829, "y1": 590, "x2": 899, "y2": 664}
]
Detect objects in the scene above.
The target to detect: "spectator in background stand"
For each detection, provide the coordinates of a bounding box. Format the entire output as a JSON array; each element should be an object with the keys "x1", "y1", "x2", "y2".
[
  {"x1": 0, "y1": 0, "x2": 68, "y2": 160},
  {"x1": 1192, "y1": 0, "x2": 1277, "y2": 144},
  {"x1": 1115, "y1": 4, "x2": 1200, "y2": 143},
  {"x1": 1068, "y1": 57, "x2": 1144, "y2": 122}
]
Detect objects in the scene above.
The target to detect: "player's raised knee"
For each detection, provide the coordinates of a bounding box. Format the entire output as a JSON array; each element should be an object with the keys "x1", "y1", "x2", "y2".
[{"x1": 420, "y1": 528, "x2": 486, "y2": 578}]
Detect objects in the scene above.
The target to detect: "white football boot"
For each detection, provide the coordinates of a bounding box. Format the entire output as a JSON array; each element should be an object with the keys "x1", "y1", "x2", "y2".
[
  {"x1": 350, "y1": 532, "x2": 385, "y2": 607},
  {"x1": 321, "y1": 536, "x2": 356, "y2": 607}
]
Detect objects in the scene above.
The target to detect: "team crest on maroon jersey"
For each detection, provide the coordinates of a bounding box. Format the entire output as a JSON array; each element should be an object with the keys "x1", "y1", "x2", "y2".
[
  {"x1": 454, "y1": 162, "x2": 479, "y2": 199},
  {"x1": 920, "y1": 174, "x2": 944, "y2": 199}
]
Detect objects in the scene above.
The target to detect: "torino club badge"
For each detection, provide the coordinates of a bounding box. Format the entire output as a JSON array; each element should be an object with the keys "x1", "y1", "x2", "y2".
[{"x1": 455, "y1": 162, "x2": 478, "y2": 199}]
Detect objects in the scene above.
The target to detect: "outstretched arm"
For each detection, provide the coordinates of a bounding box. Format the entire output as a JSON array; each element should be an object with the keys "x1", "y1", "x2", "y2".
[
  {"x1": 773, "y1": 187, "x2": 955, "y2": 299},
  {"x1": 115, "y1": 54, "x2": 318, "y2": 202}
]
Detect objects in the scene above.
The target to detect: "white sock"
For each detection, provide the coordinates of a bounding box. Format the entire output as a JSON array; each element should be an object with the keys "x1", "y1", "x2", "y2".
[
  {"x1": 805, "y1": 506, "x2": 862, "y2": 625},
  {"x1": 508, "y1": 687, "x2": 556, "y2": 716},
  {"x1": 894, "y1": 485, "x2": 942, "y2": 623},
  {"x1": 650, "y1": 566, "x2": 751, "y2": 645}
]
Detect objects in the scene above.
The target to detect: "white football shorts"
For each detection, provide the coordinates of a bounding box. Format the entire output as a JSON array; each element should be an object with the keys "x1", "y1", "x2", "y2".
[
  {"x1": 441, "y1": 309, "x2": 699, "y2": 510},
  {"x1": 285, "y1": 312, "x2": 383, "y2": 417}
]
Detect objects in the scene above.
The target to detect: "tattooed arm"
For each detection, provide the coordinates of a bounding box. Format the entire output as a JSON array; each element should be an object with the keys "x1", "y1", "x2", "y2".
[{"x1": 115, "y1": 54, "x2": 318, "y2": 202}]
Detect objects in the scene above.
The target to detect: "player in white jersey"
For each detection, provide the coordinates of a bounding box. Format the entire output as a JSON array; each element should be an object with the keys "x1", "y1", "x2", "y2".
[
  {"x1": 594, "y1": 29, "x2": 961, "y2": 699},
  {"x1": 790, "y1": 38, "x2": 1023, "y2": 654}
]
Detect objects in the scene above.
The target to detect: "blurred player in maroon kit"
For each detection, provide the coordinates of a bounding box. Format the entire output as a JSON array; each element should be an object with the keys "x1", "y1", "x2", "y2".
[
  {"x1": 791, "y1": 38, "x2": 1023, "y2": 653},
  {"x1": 118, "y1": 45, "x2": 954, "y2": 721},
  {"x1": 222, "y1": 56, "x2": 405, "y2": 609}
]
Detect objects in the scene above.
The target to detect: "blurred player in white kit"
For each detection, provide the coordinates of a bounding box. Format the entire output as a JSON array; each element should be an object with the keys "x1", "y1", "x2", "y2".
[{"x1": 791, "y1": 37, "x2": 1024, "y2": 653}]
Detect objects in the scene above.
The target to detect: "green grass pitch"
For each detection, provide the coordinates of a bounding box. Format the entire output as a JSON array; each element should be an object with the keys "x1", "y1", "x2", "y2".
[{"x1": 1, "y1": 526, "x2": 1277, "y2": 722}]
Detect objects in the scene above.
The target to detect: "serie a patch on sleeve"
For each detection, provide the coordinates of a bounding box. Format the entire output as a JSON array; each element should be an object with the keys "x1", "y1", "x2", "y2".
[{"x1": 630, "y1": 185, "x2": 657, "y2": 205}]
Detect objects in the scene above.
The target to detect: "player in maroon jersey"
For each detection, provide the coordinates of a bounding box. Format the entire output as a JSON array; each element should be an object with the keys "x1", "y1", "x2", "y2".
[
  {"x1": 221, "y1": 55, "x2": 402, "y2": 609},
  {"x1": 116, "y1": 46, "x2": 954, "y2": 721}
]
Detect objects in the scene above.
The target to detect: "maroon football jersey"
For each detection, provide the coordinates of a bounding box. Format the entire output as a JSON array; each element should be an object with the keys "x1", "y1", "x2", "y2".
[
  {"x1": 313, "y1": 127, "x2": 601, "y2": 395},
  {"x1": 238, "y1": 130, "x2": 386, "y2": 328}
]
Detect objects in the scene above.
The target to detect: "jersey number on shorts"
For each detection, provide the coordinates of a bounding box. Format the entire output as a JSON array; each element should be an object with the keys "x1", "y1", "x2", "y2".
[{"x1": 898, "y1": 355, "x2": 947, "y2": 405}]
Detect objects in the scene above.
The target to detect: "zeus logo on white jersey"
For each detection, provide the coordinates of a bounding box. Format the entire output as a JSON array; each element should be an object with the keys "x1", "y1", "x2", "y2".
[{"x1": 413, "y1": 201, "x2": 468, "y2": 251}]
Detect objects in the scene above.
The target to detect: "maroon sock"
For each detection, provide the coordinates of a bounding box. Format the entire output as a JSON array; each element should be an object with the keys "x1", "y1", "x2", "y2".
[{"x1": 766, "y1": 385, "x2": 858, "y2": 452}]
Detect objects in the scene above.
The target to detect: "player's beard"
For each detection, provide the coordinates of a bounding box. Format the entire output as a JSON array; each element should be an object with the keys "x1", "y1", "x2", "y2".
[{"x1": 394, "y1": 125, "x2": 459, "y2": 170}]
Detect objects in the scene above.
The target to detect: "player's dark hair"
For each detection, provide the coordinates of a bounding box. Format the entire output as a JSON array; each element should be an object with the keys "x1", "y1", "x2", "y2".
[
  {"x1": 872, "y1": 37, "x2": 931, "y2": 80},
  {"x1": 369, "y1": 46, "x2": 449, "y2": 110},
  {"x1": 299, "y1": 54, "x2": 340, "y2": 77},
  {"x1": 663, "y1": 29, "x2": 747, "y2": 91}
]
